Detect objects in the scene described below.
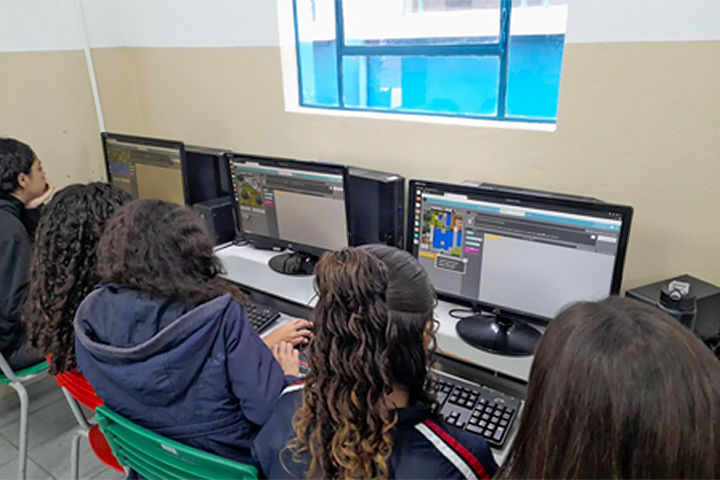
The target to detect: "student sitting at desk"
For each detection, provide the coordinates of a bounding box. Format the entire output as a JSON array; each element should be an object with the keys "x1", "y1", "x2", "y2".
[
  {"x1": 253, "y1": 245, "x2": 498, "y2": 479},
  {"x1": 0, "y1": 138, "x2": 54, "y2": 370},
  {"x1": 23, "y1": 182, "x2": 132, "y2": 374},
  {"x1": 497, "y1": 296, "x2": 720, "y2": 479},
  {"x1": 74, "y1": 199, "x2": 311, "y2": 463}
]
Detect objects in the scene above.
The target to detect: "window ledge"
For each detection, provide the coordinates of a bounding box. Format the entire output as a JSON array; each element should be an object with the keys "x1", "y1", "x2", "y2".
[{"x1": 285, "y1": 104, "x2": 557, "y2": 132}]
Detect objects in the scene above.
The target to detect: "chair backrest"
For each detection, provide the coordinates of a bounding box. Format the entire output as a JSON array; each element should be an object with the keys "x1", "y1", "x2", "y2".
[
  {"x1": 55, "y1": 370, "x2": 103, "y2": 410},
  {"x1": 95, "y1": 406, "x2": 259, "y2": 480},
  {"x1": 0, "y1": 352, "x2": 48, "y2": 385}
]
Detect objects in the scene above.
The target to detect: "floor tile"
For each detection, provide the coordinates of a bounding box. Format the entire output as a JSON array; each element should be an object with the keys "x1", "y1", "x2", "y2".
[
  {"x1": 0, "y1": 435, "x2": 18, "y2": 468},
  {"x1": 0, "y1": 377, "x2": 64, "y2": 429},
  {"x1": 0, "y1": 456, "x2": 53, "y2": 480},
  {"x1": 2, "y1": 399, "x2": 76, "y2": 450},
  {"x1": 90, "y1": 466, "x2": 127, "y2": 480},
  {"x1": 29, "y1": 428, "x2": 108, "y2": 480}
]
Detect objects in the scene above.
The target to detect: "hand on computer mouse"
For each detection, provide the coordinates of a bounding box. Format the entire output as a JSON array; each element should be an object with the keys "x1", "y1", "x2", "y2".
[
  {"x1": 262, "y1": 318, "x2": 313, "y2": 348},
  {"x1": 271, "y1": 342, "x2": 300, "y2": 377}
]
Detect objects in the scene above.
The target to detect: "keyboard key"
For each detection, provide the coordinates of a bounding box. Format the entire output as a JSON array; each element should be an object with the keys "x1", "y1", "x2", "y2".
[
  {"x1": 493, "y1": 427, "x2": 505, "y2": 442},
  {"x1": 465, "y1": 400, "x2": 475, "y2": 408},
  {"x1": 466, "y1": 424, "x2": 485, "y2": 436},
  {"x1": 479, "y1": 420, "x2": 487, "y2": 428},
  {"x1": 482, "y1": 413, "x2": 490, "y2": 421},
  {"x1": 500, "y1": 419, "x2": 509, "y2": 427}
]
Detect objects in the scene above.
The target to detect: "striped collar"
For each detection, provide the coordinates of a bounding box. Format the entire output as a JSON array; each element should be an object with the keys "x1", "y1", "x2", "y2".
[{"x1": 415, "y1": 419, "x2": 491, "y2": 480}]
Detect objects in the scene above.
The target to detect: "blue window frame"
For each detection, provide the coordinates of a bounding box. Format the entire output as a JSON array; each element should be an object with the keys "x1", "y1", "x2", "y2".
[{"x1": 292, "y1": 0, "x2": 566, "y2": 123}]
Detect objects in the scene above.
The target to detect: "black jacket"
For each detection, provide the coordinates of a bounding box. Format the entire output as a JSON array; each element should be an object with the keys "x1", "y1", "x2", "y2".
[
  {"x1": 0, "y1": 194, "x2": 41, "y2": 354},
  {"x1": 252, "y1": 385, "x2": 499, "y2": 479}
]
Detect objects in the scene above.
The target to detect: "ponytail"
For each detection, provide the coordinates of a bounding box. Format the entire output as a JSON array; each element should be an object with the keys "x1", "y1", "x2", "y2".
[{"x1": 287, "y1": 246, "x2": 437, "y2": 479}]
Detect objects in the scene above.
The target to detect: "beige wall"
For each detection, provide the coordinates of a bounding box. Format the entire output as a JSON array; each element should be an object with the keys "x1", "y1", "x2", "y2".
[
  {"x1": 2, "y1": 43, "x2": 716, "y2": 290},
  {"x1": 0, "y1": 50, "x2": 106, "y2": 189},
  {"x1": 91, "y1": 42, "x2": 720, "y2": 289}
]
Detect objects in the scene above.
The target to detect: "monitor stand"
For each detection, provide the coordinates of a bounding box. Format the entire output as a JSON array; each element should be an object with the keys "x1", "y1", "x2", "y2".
[
  {"x1": 268, "y1": 251, "x2": 318, "y2": 276},
  {"x1": 455, "y1": 311, "x2": 541, "y2": 356}
]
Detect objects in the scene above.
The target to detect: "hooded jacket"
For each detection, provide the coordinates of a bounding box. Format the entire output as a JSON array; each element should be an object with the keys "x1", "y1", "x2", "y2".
[
  {"x1": 252, "y1": 384, "x2": 499, "y2": 479},
  {"x1": 0, "y1": 194, "x2": 41, "y2": 354},
  {"x1": 74, "y1": 284, "x2": 297, "y2": 463}
]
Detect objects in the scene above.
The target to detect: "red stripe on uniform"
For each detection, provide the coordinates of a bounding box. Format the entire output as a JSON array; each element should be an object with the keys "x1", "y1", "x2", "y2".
[{"x1": 423, "y1": 419, "x2": 490, "y2": 480}]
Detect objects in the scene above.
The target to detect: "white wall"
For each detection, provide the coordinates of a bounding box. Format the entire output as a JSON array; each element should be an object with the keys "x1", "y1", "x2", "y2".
[
  {"x1": 2, "y1": 0, "x2": 720, "y2": 53},
  {"x1": 0, "y1": 0, "x2": 83, "y2": 52}
]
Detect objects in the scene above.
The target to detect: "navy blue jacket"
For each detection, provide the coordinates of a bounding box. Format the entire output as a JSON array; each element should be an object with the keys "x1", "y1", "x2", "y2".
[
  {"x1": 74, "y1": 285, "x2": 297, "y2": 463},
  {"x1": 252, "y1": 385, "x2": 499, "y2": 480}
]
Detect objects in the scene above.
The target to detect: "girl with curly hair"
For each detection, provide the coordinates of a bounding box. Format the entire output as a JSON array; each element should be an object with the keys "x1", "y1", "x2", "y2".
[
  {"x1": 23, "y1": 182, "x2": 132, "y2": 374},
  {"x1": 252, "y1": 245, "x2": 498, "y2": 479},
  {"x1": 74, "y1": 199, "x2": 311, "y2": 463}
]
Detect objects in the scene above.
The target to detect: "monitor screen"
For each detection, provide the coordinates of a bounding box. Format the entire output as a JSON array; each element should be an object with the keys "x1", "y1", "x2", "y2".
[
  {"x1": 409, "y1": 180, "x2": 633, "y2": 321},
  {"x1": 229, "y1": 155, "x2": 350, "y2": 254},
  {"x1": 103, "y1": 133, "x2": 187, "y2": 205}
]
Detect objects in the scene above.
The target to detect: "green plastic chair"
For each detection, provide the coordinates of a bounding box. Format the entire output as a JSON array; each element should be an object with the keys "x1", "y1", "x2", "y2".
[
  {"x1": 0, "y1": 354, "x2": 49, "y2": 480},
  {"x1": 95, "y1": 406, "x2": 259, "y2": 480}
]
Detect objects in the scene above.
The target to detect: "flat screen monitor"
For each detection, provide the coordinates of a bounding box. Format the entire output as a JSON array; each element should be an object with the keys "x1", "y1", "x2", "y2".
[
  {"x1": 228, "y1": 154, "x2": 351, "y2": 274},
  {"x1": 102, "y1": 132, "x2": 188, "y2": 205},
  {"x1": 408, "y1": 180, "x2": 633, "y2": 355}
]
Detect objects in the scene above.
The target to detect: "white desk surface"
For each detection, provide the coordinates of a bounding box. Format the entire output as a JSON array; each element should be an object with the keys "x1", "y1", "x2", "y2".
[
  {"x1": 216, "y1": 245, "x2": 317, "y2": 307},
  {"x1": 217, "y1": 244, "x2": 534, "y2": 383}
]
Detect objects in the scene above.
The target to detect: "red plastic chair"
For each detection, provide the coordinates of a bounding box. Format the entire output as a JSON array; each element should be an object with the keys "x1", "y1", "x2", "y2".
[{"x1": 54, "y1": 369, "x2": 124, "y2": 479}]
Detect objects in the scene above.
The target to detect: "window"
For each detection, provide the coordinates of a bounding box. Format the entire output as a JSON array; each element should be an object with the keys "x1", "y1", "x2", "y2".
[{"x1": 290, "y1": 0, "x2": 568, "y2": 124}]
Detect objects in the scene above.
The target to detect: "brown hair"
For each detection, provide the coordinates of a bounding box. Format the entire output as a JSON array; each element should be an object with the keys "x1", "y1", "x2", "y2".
[
  {"x1": 24, "y1": 182, "x2": 132, "y2": 374},
  {"x1": 497, "y1": 296, "x2": 720, "y2": 479},
  {"x1": 287, "y1": 245, "x2": 437, "y2": 479},
  {"x1": 96, "y1": 199, "x2": 244, "y2": 305}
]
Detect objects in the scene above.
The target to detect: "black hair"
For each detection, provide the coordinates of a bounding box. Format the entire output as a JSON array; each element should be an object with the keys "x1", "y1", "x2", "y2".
[
  {"x1": 97, "y1": 199, "x2": 244, "y2": 304},
  {"x1": 0, "y1": 138, "x2": 36, "y2": 195},
  {"x1": 24, "y1": 182, "x2": 133, "y2": 374}
]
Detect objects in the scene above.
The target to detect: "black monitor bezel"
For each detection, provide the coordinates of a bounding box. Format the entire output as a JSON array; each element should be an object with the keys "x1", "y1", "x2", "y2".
[
  {"x1": 407, "y1": 179, "x2": 634, "y2": 324},
  {"x1": 101, "y1": 132, "x2": 189, "y2": 205},
  {"x1": 226, "y1": 153, "x2": 352, "y2": 257}
]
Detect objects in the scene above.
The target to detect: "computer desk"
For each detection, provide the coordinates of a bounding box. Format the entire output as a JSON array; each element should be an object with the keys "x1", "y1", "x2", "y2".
[{"x1": 216, "y1": 243, "x2": 534, "y2": 464}]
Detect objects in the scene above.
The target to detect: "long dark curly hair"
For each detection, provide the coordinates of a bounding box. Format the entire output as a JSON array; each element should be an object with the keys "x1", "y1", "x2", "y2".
[
  {"x1": 24, "y1": 182, "x2": 133, "y2": 374},
  {"x1": 96, "y1": 198, "x2": 244, "y2": 305},
  {"x1": 287, "y1": 245, "x2": 437, "y2": 479}
]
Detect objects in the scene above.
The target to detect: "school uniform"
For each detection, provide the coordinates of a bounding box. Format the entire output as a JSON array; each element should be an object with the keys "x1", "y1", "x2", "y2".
[
  {"x1": 74, "y1": 284, "x2": 297, "y2": 463},
  {"x1": 0, "y1": 193, "x2": 43, "y2": 369},
  {"x1": 252, "y1": 384, "x2": 499, "y2": 479}
]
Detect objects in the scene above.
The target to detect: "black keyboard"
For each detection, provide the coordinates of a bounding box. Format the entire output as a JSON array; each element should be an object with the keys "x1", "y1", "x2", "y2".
[
  {"x1": 246, "y1": 301, "x2": 281, "y2": 333},
  {"x1": 433, "y1": 371, "x2": 521, "y2": 449}
]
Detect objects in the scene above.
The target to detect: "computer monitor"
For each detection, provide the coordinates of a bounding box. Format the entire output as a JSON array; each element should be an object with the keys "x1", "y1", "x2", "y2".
[
  {"x1": 408, "y1": 180, "x2": 633, "y2": 356},
  {"x1": 102, "y1": 132, "x2": 188, "y2": 205},
  {"x1": 228, "y1": 154, "x2": 351, "y2": 275}
]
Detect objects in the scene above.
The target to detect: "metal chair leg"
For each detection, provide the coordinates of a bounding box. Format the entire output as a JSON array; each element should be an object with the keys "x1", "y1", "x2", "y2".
[
  {"x1": 11, "y1": 382, "x2": 30, "y2": 480},
  {"x1": 62, "y1": 388, "x2": 92, "y2": 430},
  {"x1": 70, "y1": 430, "x2": 83, "y2": 480}
]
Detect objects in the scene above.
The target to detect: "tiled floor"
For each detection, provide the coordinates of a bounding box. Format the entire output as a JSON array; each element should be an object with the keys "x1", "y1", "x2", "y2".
[{"x1": 0, "y1": 377, "x2": 125, "y2": 480}]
